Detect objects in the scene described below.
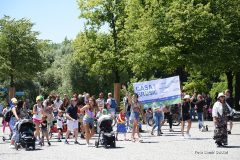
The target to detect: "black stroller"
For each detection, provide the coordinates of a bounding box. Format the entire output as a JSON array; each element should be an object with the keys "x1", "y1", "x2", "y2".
[
  {"x1": 15, "y1": 119, "x2": 36, "y2": 150},
  {"x1": 95, "y1": 115, "x2": 116, "y2": 148}
]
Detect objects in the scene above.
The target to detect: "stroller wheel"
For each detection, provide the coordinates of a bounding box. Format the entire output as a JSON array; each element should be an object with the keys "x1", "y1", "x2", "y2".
[
  {"x1": 95, "y1": 141, "x2": 99, "y2": 148},
  {"x1": 110, "y1": 141, "x2": 116, "y2": 148},
  {"x1": 104, "y1": 144, "x2": 108, "y2": 149}
]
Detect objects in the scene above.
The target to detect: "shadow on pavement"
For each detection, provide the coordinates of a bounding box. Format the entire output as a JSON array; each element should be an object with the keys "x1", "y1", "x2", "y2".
[
  {"x1": 162, "y1": 135, "x2": 179, "y2": 137},
  {"x1": 224, "y1": 146, "x2": 240, "y2": 148},
  {"x1": 189, "y1": 138, "x2": 212, "y2": 140},
  {"x1": 140, "y1": 141, "x2": 159, "y2": 144}
]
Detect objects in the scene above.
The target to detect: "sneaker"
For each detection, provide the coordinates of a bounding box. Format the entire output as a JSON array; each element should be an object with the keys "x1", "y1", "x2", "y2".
[
  {"x1": 169, "y1": 129, "x2": 174, "y2": 132},
  {"x1": 86, "y1": 143, "x2": 90, "y2": 147},
  {"x1": 185, "y1": 133, "x2": 191, "y2": 138},
  {"x1": 151, "y1": 131, "x2": 154, "y2": 135},
  {"x1": 65, "y1": 140, "x2": 69, "y2": 144},
  {"x1": 48, "y1": 141, "x2": 51, "y2": 146},
  {"x1": 74, "y1": 141, "x2": 80, "y2": 145},
  {"x1": 81, "y1": 134, "x2": 85, "y2": 139},
  {"x1": 9, "y1": 145, "x2": 15, "y2": 149},
  {"x1": 157, "y1": 133, "x2": 162, "y2": 136},
  {"x1": 227, "y1": 130, "x2": 231, "y2": 134},
  {"x1": 58, "y1": 139, "x2": 62, "y2": 142}
]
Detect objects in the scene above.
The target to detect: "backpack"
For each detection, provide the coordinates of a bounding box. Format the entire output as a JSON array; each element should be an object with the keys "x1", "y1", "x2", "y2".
[
  {"x1": 110, "y1": 99, "x2": 117, "y2": 108},
  {"x1": 4, "y1": 108, "x2": 13, "y2": 122}
]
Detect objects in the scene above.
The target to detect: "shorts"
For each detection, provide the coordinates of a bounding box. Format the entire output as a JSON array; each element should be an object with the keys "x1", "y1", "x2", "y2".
[
  {"x1": 108, "y1": 108, "x2": 116, "y2": 117},
  {"x1": 182, "y1": 113, "x2": 191, "y2": 121},
  {"x1": 41, "y1": 128, "x2": 48, "y2": 134},
  {"x1": 83, "y1": 118, "x2": 94, "y2": 127},
  {"x1": 131, "y1": 112, "x2": 140, "y2": 122},
  {"x1": 227, "y1": 116, "x2": 233, "y2": 121},
  {"x1": 117, "y1": 123, "x2": 127, "y2": 133},
  {"x1": 33, "y1": 118, "x2": 41, "y2": 125},
  {"x1": 67, "y1": 120, "x2": 78, "y2": 132}
]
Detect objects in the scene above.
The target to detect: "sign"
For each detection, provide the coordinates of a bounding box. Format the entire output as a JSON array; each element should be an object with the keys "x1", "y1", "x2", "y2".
[
  {"x1": 133, "y1": 76, "x2": 181, "y2": 108},
  {"x1": 15, "y1": 92, "x2": 25, "y2": 96}
]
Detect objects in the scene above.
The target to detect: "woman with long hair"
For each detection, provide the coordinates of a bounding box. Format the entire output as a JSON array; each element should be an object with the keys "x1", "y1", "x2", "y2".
[
  {"x1": 81, "y1": 97, "x2": 96, "y2": 146},
  {"x1": 129, "y1": 93, "x2": 143, "y2": 142},
  {"x1": 32, "y1": 96, "x2": 44, "y2": 143}
]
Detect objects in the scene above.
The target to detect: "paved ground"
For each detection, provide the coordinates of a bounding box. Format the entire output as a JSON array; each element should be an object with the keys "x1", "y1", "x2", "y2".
[{"x1": 0, "y1": 118, "x2": 239, "y2": 160}]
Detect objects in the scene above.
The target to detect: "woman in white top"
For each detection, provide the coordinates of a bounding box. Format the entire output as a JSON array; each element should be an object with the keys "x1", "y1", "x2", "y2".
[
  {"x1": 212, "y1": 92, "x2": 231, "y2": 147},
  {"x1": 32, "y1": 96, "x2": 43, "y2": 141}
]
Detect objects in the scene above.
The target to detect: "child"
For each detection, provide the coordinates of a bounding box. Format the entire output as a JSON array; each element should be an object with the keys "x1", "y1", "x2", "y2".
[
  {"x1": 2, "y1": 107, "x2": 12, "y2": 140},
  {"x1": 116, "y1": 111, "x2": 128, "y2": 141},
  {"x1": 208, "y1": 105, "x2": 213, "y2": 121},
  {"x1": 57, "y1": 111, "x2": 65, "y2": 142},
  {"x1": 40, "y1": 115, "x2": 51, "y2": 146},
  {"x1": 96, "y1": 107, "x2": 108, "y2": 119}
]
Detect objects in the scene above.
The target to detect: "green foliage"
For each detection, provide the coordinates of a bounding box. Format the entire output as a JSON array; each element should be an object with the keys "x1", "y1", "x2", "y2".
[{"x1": 0, "y1": 16, "x2": 44, "y2": 86}]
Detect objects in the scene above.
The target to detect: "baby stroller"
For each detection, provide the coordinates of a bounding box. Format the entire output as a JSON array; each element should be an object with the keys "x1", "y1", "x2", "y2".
[
  {"x1": 15, "y1": 119, "x2": 36, "y2": 150},
  {"x1": 95, "y1": 115, "x2": 116, "y2": 148}
]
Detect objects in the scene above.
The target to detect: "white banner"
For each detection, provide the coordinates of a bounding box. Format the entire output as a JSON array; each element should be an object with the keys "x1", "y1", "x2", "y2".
[{"x1": 133, "y1": 76, "x2": 181, "y2": 108}]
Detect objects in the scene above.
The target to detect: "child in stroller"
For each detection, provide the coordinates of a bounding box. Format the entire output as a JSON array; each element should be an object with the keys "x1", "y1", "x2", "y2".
[
  {"x1": 95, "y1": 115, "x2": 116, "y2": 148},
  {"x1": 15, "y1": 119, "x2": 36, "y2": 150}
]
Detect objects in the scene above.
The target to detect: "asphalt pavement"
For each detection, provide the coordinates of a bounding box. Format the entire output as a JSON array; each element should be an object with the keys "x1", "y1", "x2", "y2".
[{"x1": 0, "y1": 118, "x2": 239, "y2": 160}]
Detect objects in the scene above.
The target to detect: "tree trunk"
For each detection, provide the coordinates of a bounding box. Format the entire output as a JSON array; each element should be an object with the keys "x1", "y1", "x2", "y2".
[
  {"x1": 234, "y1": 71, "x2": 240, "y2": 111},
  {"x1": 226, "y1": 71, "x2": 233, "y2": 95},
  {"x1": 9, "y1": 74, "x2": 16, "y2": 98},
  {"x1": 114, "y1": 83, "x2": 121, "y2": 112}
]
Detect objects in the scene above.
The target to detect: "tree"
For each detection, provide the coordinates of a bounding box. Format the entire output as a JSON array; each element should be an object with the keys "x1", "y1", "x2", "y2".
[{"x1": 0, "y1": 16, "x2": 44, "y2": 97}]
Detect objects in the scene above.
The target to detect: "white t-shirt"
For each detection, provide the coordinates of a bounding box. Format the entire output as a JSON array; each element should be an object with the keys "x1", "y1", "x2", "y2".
[
  {"x1": 96, "y1": 98, "x2": 105, "y2": 107},
  {"x1": 54, "y1": 99, "x2": 63, "y2": 110},
  {"x1": 32, "y1": 104, "x2": 43, "y2": 120},
  {"x1": 57, "y1": 116, "x2": 64, "y2": 129},
  {"x1": 212, "y1": 101, "x2": 223, "y2": 117},
  {"x1": 212, "y1": 101, "x2": 233, "y2": 118}
]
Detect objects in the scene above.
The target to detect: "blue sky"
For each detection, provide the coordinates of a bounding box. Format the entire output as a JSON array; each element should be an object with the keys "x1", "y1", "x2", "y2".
[{"x1": 0, "y1": 0, "x2": 87, "y2": 43}]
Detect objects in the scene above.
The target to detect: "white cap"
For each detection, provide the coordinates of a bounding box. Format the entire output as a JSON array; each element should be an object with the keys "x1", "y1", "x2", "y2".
[
  {"x1": 183, "y1": 95, "x2": 190, "y2": 99},
  {"x1": 217, "y1": 92, "x2": 225, "y2": 99}
]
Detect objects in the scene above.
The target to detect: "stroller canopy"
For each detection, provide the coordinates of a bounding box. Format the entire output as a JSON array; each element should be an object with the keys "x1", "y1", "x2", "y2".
[
  {"x1": 17, "y1": 119, "x2": 35, "y2": 132},
  {"x1": 98, "y1": 115, "x2": 113, "y2": 132}
]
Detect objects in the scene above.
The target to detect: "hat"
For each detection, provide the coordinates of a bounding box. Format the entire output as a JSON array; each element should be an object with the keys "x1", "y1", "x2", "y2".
[
  {"x1": 71, "y1": 97, "x2": 77, "y2": 101},
  {"x1": 11, "y1": 98, "x2": 18, "y2": 104},
  {"x1": 183, "y1": 95, "x2": 190, "y2": 99},
  {"x1": 36, "y1": 96, "x2": 43, "y2": 102},
  {"x1": 217, "y1": 92, "x2": 225, "y2": 99}
]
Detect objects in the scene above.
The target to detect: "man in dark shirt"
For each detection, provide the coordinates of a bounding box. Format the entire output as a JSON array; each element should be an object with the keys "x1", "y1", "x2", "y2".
[
  {"x1": 65, "y1": 98, "x2": 80, "y2": 144},
  {"x1": 181, "y1": 95, "x2": 192, "y2": 138},
  {"x1": 225, "y1": 89, "x2": 234, "y2": 134},
  {"x1": 195, "y1": 94, "x2": 207, "y2": 130}
]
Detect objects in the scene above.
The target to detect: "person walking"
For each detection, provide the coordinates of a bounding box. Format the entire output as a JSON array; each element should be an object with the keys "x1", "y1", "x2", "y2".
[
  {"x1": 128, "y1": 93, "x2": 143, "y2": 142},
  {"x1": 151, "y1": 103, "x2": 164, "y2": 136},
  {"x1": 9, "y1": 98, "x2": 21, "y2": 149},
  {"x1": 225, "y1": 89, "x2": 234, "y2": 134},
  {"x1": 213, "y1": 92, "x2": 231, "y2": 147},
  {"x1": 65, "y1": 97, "x2": 80, "y2": 145},
  {"x1": 195, "y1": 94, "x2": 207, "y2": 131},
  {"x1": 32, "y1": 96, "x2": 44, "y2": 143},
  {"x1": 181, "y1": 95, "x2": 192, "y2": 138},
  {"x1": 81, "y1": 97, "x2": 96, "y2": 146},
  {"x1": 123, "y1": 92, "x2": 131, "y2": 131}
]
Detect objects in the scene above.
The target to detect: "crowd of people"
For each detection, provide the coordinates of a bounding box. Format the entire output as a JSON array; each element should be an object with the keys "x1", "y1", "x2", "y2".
[{"x1": 0, "y1": 88, "x2": 236, "y2": 149}]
